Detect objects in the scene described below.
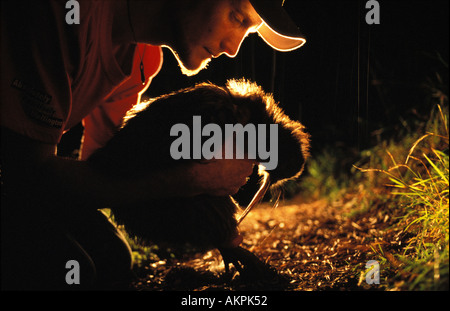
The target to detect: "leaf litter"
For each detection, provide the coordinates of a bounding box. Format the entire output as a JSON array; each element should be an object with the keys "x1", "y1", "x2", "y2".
[{"x1": 131, "y1": 192, "x2": 403, "y2": 291}]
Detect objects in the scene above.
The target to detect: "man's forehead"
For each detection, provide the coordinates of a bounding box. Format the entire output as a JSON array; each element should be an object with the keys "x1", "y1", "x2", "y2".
[{"x1": 235, "y1": 0, "x2": 263, "y2": 28}]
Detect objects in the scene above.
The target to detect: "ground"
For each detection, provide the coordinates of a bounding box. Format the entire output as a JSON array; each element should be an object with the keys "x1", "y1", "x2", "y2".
[{"x1": 130, "y1": 191, "x2": 402, "y2": 291}]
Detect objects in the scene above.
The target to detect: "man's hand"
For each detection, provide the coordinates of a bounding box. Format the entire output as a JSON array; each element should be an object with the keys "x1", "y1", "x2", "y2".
[{"x1": 187, "y1": 159, "x2": 256, "y2": 196}]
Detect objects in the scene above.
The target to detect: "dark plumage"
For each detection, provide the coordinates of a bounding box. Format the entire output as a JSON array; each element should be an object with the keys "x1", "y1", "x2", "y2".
[{"x1": 87, "y1": 79, "x2": 310, "y2": 251}]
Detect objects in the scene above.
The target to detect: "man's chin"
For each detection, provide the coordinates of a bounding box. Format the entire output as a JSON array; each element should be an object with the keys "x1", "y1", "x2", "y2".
[
  {"x1": 178, "y1": 57, "x2": 211, "y2": 77},
  {"x1": 168, "y1": 48, "x2": 211, "y2": 76}
]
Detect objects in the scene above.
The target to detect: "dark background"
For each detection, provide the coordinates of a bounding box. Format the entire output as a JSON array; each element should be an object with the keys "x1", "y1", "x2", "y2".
[
  {"x1": 145, "y1": 0, "x2": 449, "y2": 152},
  {"x1": 60, "y1": 0, "x2": 449, "y2": 160}
]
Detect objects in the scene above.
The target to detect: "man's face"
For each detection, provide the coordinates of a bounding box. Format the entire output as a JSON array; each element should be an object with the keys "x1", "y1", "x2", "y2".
[{"x1": 168, "y1": 0, "x2": 262, "y2": 76}]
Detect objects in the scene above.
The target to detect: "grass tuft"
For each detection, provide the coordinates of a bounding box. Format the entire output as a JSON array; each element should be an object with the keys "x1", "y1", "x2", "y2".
[{"x1": 355, "y1": 103, "x2": 449, "y2": 290}]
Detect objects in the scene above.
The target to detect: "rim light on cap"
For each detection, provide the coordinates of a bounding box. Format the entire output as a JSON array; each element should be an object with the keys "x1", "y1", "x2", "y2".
[{"x1": 250, "y1": 0, "x2": 306, "y2": 52}]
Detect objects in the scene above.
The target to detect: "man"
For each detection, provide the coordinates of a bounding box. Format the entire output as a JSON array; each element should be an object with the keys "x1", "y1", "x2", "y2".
[{"x1": 1, "y1": 0, "x2": 305, "y2": 289}]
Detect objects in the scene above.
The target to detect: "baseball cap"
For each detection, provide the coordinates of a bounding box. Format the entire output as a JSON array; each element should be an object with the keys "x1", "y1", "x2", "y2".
[{"x1": 249, "y1": 0, "x2": 306, "y2": 51}]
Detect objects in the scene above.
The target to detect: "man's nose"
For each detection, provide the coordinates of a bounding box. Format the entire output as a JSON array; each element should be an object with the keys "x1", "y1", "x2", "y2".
[{"x1": 221, "y1": 32, "x2": 247, "y2": 58}]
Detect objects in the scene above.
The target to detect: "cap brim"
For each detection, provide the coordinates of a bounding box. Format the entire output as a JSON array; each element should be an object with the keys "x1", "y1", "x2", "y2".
[
  {"x1": 258, "y1": 22, "x2": 306, "y2": 52},
  {"x1": 250, "y1": 0, "x2": 306, "y2": 51}
]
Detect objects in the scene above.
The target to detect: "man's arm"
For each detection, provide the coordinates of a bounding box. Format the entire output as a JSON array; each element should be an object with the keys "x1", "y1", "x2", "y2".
[{"x1": 1, "y1": 128, "x2": 253, "y2": 212}]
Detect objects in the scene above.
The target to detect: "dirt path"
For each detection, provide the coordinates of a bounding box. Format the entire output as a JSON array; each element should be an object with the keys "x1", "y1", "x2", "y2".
[{"x1": 131, "y1": 194, "x2": 397, "y2": 291}]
